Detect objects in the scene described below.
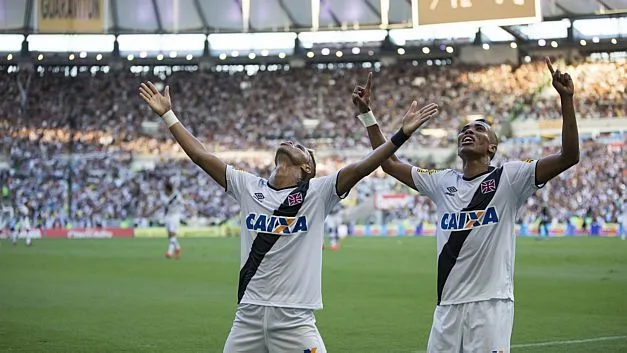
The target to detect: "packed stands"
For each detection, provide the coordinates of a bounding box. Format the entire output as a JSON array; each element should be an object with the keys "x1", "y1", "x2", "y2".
[
  {"x1": 1, "y1": 59, "x2": 626, "y2": 230},
  {"x1": 2, "y1": 59, "x2": 625, "y2": 155}
]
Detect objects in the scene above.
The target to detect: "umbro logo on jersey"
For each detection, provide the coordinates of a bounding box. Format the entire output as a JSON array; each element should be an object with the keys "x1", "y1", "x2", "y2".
[
  {"x1": 440, "y1": 207, "x2": 499, "y2": 231},
  {"x1": 254, "y1": 193, "x2": 265, "y2": 201},
  {"x1": 245, "y1": 213, "x2": 308, "y2": 235},
  {"x1": 445, "y1": 186, "x2": 457, "y2": 196}
]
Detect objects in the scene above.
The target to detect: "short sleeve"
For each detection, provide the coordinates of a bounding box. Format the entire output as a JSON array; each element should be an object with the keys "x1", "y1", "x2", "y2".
[
  {"x1": 411, "y1": 167, "x2": 446, "y2": 199},
  {"x1": 309, "y1": 171, "x2": 347, "y2": 216},
  {"x1": 503, "y1": 160, "x2": 543, "y2": 205},
  {"x1": 225, "y1": 165, "x2": 258, "y2": 201}
]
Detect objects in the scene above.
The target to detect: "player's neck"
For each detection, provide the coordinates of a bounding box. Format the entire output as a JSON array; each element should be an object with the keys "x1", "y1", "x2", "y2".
[
  {"x1": 268, "y1": 165, "x2": 301, "y2": 190},
  {"x1": 462, "y1": 157, "x2": 491, "y2": 180}
]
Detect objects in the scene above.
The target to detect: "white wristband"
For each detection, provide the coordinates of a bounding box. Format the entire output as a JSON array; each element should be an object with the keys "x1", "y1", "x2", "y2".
[
  {"x1": 161, "y1": 110, "x2": 179, "y2": 128},
  {"x1": 357, "y1": 110, "x2": 377, "y2": 127}
]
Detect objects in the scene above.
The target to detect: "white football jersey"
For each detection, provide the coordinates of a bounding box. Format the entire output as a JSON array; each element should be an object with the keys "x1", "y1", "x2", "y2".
[
  {"x1": 226, "y1": 165, "x2": 345, "y2": 310},
  {"x1": 19, "y1": 203, "x2": 30, "y2": 217},
  {"x1": 163, "y1": 192, "x2": 185, "y2": 219},
  {"x1": 411, "y1": 160, "x2": 541, "y2": 305}
]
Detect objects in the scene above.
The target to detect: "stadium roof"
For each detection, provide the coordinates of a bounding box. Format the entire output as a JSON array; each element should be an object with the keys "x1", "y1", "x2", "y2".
[{"x1": 1, "y1": 0, "x2": 626, "y2": 34}]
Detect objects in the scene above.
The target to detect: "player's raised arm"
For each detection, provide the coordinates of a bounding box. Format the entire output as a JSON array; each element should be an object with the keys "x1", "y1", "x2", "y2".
[
  {"x1": 534, "y1": 58, "x2": 580, "y2": 185},
  {"x1": 139, "y1": 82, "x2": 228, "y2": 189},
  {"x1": 336, "y1": 101, "x2": 438, "y2": 196},
  {"x1": 352, "y1": 73, "x2": 421, "y2": 190}
]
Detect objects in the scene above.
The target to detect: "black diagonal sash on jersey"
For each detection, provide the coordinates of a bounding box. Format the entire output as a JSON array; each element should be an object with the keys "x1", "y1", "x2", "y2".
[
  {"x1": 437, "y1": 167, "x2": 504, "y2": 305},
  {"x1": 165, "y1": 193, "x2": 178, "y2": 215},
  {"x1": 237, "y1": 181, "x2": 310, "y2": 304}
]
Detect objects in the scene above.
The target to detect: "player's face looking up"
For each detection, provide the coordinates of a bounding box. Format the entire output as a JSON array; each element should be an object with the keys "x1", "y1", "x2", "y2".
[
  {"x1": 275, "y1": 140, "x2": 315, "y2": 181},
  {"x1": 457, "y1": 121, "x2": 498, "y2": 161}
]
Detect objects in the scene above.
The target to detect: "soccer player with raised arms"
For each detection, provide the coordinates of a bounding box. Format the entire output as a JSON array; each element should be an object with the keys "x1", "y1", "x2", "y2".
[
  {"x1": 353, "y1": 58, "x2": 579, "y2": 352},
  {"x1": 138, "y1": 81, "x2": 438, "y2": 352}
]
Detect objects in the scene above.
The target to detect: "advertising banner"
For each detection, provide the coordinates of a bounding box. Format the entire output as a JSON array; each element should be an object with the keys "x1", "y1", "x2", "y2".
[
  {"x1": 134, "y1": 226, "x2": 239, "y2": 238},
  {"x1": 44, "y1": 227, "x2": 134, "y2": 239},
  {"x1": 349, "y1": 223, "x2": 620, "y2": 237},
  {"x1": 374, "y1": 193, "x2": 412, "y2": 210},
  {"x1": 15, "y1": 229, "x2": 43, "y2": 239},
  {"x1": 38, "y1": 0, "x2": 104, "y2": 33},
  {"x1": 417, "y1": 0, "x2": 540, "y2": 26}
]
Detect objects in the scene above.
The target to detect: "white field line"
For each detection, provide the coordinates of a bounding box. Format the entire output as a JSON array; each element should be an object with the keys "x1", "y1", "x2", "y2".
[
  {"x1": 511, "y1": 335, "x2": 627, "y2": 349},
  {"x1": 403, "y1": 335, "x2": 627, "y2": 353}
]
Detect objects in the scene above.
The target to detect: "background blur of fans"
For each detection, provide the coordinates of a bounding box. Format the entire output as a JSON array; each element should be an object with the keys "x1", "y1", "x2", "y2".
[{"x1": 0, "y1": 0, "x2": 625, "y2": 237}]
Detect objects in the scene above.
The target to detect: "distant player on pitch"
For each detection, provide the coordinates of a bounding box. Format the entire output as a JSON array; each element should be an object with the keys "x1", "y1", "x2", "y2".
[
  {"x1": 353, "y1": 58, "x2": 579, "y2": 352},
  {"x1": 148, "y1": 181, "x2": 192, "y2": 259},
  {"x1": 13, "y1": 201, "x2": 33, "y2": 247},
  {"x1": 139, "y1": 81, "x2": 437, "y2": 352}
]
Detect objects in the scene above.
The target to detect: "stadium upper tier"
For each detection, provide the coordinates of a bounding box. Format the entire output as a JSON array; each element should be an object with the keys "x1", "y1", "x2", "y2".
[
  {"x1": 1, "y1": 0, "x2": 623, "y2": 34},
  {"x1": 1, "y1": 59, "x2": 625, "y2": 157}
]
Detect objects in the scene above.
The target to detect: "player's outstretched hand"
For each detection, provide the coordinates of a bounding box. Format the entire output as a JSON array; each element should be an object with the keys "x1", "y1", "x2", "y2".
[
  {"x1": 401, "y1": 101, "x2": 439, "y2": 136},
  {"x1": 352, "y1": 72, "x2": 373, "y2": 114},
  {"x1": 545, "y1": 57, "x2": 574, "y2": 97},
  {"x1": 139, "y1": 81, "x2": 172, "y2": 116}
]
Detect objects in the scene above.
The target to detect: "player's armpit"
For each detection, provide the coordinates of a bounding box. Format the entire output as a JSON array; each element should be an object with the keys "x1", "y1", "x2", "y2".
[
  {"x1": 191, "y1": 152, "x2": 228, "y2": 189},
  {"x1": 535, "y1": 153, "x2": 578, "y2": 186},
  {"x1": 335, "y1": 140, "x2": 399, "y2": 196},
  {"x1": 167, "y1": 122, "x2": 228, "y2": 189},
  {"x1": 382, "y1": 160, "x2": 416, "y2": 190}
]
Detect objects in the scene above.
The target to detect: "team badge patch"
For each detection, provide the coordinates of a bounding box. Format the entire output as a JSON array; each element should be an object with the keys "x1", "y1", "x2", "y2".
[
  {"x1": 304, "y1": 348, "x2": 317, "y2": 353},
  {"x1": 480, "y1": 179, "x2": 496, "y2": 194},
  {"x1": 288, "y1": 192, "x2": 303, "y2": 206}
]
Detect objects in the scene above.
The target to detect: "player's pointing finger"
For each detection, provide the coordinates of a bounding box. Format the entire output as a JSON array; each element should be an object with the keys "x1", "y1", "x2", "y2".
[
  {"x1": 545, "y1": 57, "x2": 555, "y2": 75},
  {"x1": 365, "y1": 72, "x2": 373, "y2": 91}
]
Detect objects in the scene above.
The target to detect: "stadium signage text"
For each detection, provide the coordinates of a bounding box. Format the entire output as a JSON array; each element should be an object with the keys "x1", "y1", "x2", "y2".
[
  {"x1": 245, "y1": 213, "x2": 308, "y2": 235},
  {"x1": 44, "y1": 227, "x2": 134, "y2": 238},
  {"x1": 37, "y1": 0, "x2": 104, "y2": 33},
  {"x1": 418, "y1": 0, "x2": 540, "y2": 26},
  {"x1": 40, "y1": 0, "x2": 101, "y2": 20}
]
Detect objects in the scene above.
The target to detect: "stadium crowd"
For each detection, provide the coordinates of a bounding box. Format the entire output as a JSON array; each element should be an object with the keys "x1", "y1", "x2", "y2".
[
  {"x1": 2, "y1": 135, "x2": 625, "y2": 229},
  {"x1": 1, "y1": 58, "x2": 625, "y2": 155},
  {"x1": 1, "y1": 59, "x2": 626, "y2": 230}
]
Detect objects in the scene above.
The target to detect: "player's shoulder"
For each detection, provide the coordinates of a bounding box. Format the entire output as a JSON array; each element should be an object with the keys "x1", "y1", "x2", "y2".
[
  {"x1": 413, "y1": 167, "x2": 458, "y2": 184},
  {"x1": 413, "y1": 167, "x2": 453, "y2": 176},
  {"x1": 501, "y1": 159, "x2": 537, "y2": 169},
  {"x1": 228, "y1": 165, "x2": 262, "y2": 181},
  {"x1": 228, "y1": 165, "x2": 256, "y2": 175},
  {"x1": 308, "y1": 172, "x2": 336, "y2": 188}
]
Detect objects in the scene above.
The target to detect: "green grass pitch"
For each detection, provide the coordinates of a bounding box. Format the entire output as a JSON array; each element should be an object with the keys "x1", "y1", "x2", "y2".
[{"x1": 1, "y1": 236, "x2": 626, "y2": 352}]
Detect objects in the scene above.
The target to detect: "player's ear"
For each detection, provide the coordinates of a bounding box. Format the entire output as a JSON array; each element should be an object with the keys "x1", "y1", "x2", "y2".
[
  {"x1": 300, "y1": 163, "x2": 312, "y2": 176},
  {"x1": 488, "y1": 144, "x2": 498, "y2": 159}
]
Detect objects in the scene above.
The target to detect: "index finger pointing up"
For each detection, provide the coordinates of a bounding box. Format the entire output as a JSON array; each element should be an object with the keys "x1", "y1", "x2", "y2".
[
  {"x1": 365, "y1": 72, "x2": 373, "y2": 91},
  {"x1": 545, "y1": 57, "x2": 555, "y2": 75}
]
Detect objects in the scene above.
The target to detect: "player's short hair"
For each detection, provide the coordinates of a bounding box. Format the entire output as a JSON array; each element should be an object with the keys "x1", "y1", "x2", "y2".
[
  {"x1": 165, "y1": 181, "x2": 174, "y2": 192},
  {"x1": 476, "y1": 119, "x2": 498, "y2": 160}
]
